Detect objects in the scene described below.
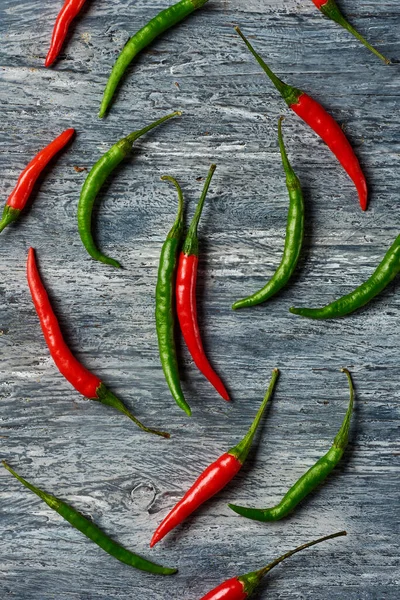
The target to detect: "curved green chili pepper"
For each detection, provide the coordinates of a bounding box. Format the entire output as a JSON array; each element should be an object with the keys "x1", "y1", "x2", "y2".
[
  {"x1": 78, "y1": 111, "x2": 181, "y2": 268},
  {"x1": 228, "y1": 368, "x2": 354, "y2": 521},
  {"x1": 2, "y1": 461, "x2": 177, "y2": 575},
  {"x1": 99, "y1": 0, "x2": 209, "y2": 118},
  {"x1": 156, "y1": 176, "x2": 191, "y2": 416},
  {"x1": 290, "y1": 234, "x2": 400, "y2": 319},
  {"x1": 233, "y1": 117, "x2": 304, "y2": 310}
]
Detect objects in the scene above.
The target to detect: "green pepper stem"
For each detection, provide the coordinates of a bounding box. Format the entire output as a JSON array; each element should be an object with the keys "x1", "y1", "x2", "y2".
[
  {"x1": 161, "y1": 176, "x2": 184, "y2": 240},
  {"x1": 277, "y1": 116, "x2": 299, "y2": 189},
  {"x1": 2, "y1": 461, "x2": 61, "y2": 510},
  {"x1": 96, "y1": 384, "x2": 170, "y2": 439},
  {"x1": 182, "y1": 163, "x2": 217, "y2": 256},
  {"x1": 0, "y1": 206, "x2": 20, "y2": 234},
  {"x1": 229, "y1": 369, "x2": 279, "y2": 464},
  {"x1": 234, "y1": 27, "x2": 302, "y2": 106},
  {"x1": 240, "y1": 531, "x2": 347, "y2": 595},
  {"x1": 126, "y1": 111, "x2": 182, "y2": 145},
  {"x1": 333, "y1": 368, "x2": 354, "y2": 449},
  {"x1": 322, "y1": 0, "x2": 390, "y2": 65}
]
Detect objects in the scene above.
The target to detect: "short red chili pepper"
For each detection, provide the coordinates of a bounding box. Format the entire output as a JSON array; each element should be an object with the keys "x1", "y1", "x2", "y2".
[
  {"x1": 199, "y1": 531, "x2": 346, "y2": 599},
  {"x1": 176, "y1": 164, "x2": 229, "y2": 401},
  {"x1": 235, "y1": 27, "x2": 368, "y2": 211},
  {"x1": 0, "y1": 128, "x2": 75, "y2": 234},
  {"x1": 45, "y1": 0, "x2": 87, "y2": 67},
  {"x1": 27, "y1": 247, "x2": 169, "y2": 438},
  {"x1": 150, "y1": 369, "x2": 279, "y2": 547}
]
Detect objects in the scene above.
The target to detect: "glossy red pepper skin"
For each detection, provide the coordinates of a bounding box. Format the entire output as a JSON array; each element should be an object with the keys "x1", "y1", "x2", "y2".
[
  {"x1": 200, "y1": 578, "x2": 247, "y2": 600},
  {"x1": 27, "y1": 248, "x2": 170, "y2": 438},
  {"x1": 150, "y1": 453, "x2": 241, "y2": 547},
  {"x1": 176, "y1": 253, "x2": 229, "y2": 400},
  {"x1": 235, "y1": 27, "x2": 368, "y2": 211},
  {"x1": 312, "y1": 0, "x2": 327, "y2": 7},
  {"x1": 291, "y1": 93, "x2": 367, "y2": 210},
  {"x1": 150, "y1": 369, "x2": 279, "y2": 546},
  {"x1": 45, "y1": 0, "x2": 87, "y2": 67},
  {"x1": 0, "y1": 129, "x2": 75, "y2": 233}
]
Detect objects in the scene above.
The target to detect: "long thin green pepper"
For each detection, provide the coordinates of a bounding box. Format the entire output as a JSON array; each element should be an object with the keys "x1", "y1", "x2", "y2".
[
  {"x1": 233, "y1": 117, "x2": 304, "y2": 310},
  {"x1": 290, "y1": 234, "x2": 400, "y2": 319},
  {"x1": 156, "y1": 176, "x2": 191, "y2": 416},
  {"x1": 78, "y1": 111, "x2": 181, "y2": 268},
  {"x1": 99, "y1": 0, "x2": 209, "y2": 118},
  {"x1": 2, "y1": 461, "x2": 177, "y2": 575},
  {"x1": 229, "y1": 368, "x2": 354, "y2": 521}
]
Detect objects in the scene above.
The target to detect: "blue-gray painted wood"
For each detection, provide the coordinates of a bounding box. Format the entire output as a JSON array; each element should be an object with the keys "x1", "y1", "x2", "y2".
[{"x1": 0, "y1": 1, "x2": 399, "y2": 598}]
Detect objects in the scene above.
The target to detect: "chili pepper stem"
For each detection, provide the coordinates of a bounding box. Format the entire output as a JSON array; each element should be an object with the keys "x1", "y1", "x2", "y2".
[
  {"x1": 0, "y1": 206, "x2": 20, "y2": 233},
  {"x1": 239, "y1": 531, "x2": 347, "y2": 595},
  {"x1": 229, "y1": 369, "x2": 279, "y2": 463},
  {"x1": 182, "y1": 164, "x2": 216, "y2": 256},
  {"x1": 126, "y1": 111, "x2": 182, "y2": 144},
  {"x1": 161, "y1": 175, "x2": 184, "y2": 238},
  {"x1": 234, "y1": 27, "x2": 302, "y2": 107},
  {"x1": 321, "y1": 0, "x2": 390, "y2": 65},
  {"x1": 96, "y1": 384, "x2": 170, "y2": 439},
  {"x1": 2, "y1": 461, "x2": 59, "y2": 508},
  {"x1": 334, "y1": 368, "x2": 354, "y2": 448}
]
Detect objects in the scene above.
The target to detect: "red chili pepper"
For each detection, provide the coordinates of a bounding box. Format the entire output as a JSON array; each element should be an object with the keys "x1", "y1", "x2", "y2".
[
  {"x1": 0, "y1": 129, "x2": 75, "y2": 234},
  {"x1": 27, "y1": 248, "x2": 170, "y2": 438},
  {"x1": 45, "y1": 0, "x2": 87, "y2": 67},
  {"x1": 199, "y1": 531, "x2": 346, "y2": 600},
  {"x1": 235, "y1": 27, "x2": 368, "y2": 211},
  {"x1": 150, "y1": 369, "x2": 279, "y2": 547},
  {"x1": 176, "y1": 164, "x2": 229, "y2": 401}
]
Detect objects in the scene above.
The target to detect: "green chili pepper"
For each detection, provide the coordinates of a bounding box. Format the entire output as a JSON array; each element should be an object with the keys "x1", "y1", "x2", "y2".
[
  {"x1": 3, "y1": 461, "x2": 177, "y2": 576},
  {"x1": 228, "y1": 368, "x2": 354, "y2": 521},
  {"x1": 99, "y1": 0, "x2": 209, "y2": 118},
  {"x1": 233, "y1": 117, "x2": 304, "y2": 310},
  {"x1": 290, "y1": 234, "x2": 400, "y2": 319},
  {"x1": 78, "y1": 111, "x2": 181, "y2": 268},
  {"x1": 156, "y1": 176, "x2": 191, "y2": 416}
]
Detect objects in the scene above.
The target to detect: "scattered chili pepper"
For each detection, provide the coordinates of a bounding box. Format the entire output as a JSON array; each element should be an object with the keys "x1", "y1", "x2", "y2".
[
  {"x1": 290, "y1": 234, "x2": 400, "y2": 319},
  {"x1": 150, "y1": 369, "x2": 279, "y2": 547},
  {"x1": 27, "y1": 247, "x2": 169, "y2": 438},
  {"x1": 0, "y1": 129, "x2": 75, "y2": 234},
  {"x1": 156, "y1": 176, "x2": 191, "y2": 416},
  {"x1": 235, "y1": 26, "x2": 368, "y2": 211},
  {"x1": 78, "y1": 111, "x2": 180, "y2": 268},
  {"x1": 176, "y1": 164, "x2": 229, "y2": 401},
  {"x1": 2, "y1": 461, "x2": 177, "y2": 575},
  {"x1": 199, "y1": 531, "x2": 346, "y2": 599},
  {"x1": 99, "y1": 0, "x2": 209, "y2": 118},
  {"x1": 233, "y1": 117, "x2": 304, "y2": 310},
  {"x1": 45, "y1": 0, "x2": 87, "y2": 67},
  {"x1": 312, "y1": 0, "x2": 390, "y2": 65},
  {"x1": 229, "y1": 369, "x2": 354, "y2": 521}
]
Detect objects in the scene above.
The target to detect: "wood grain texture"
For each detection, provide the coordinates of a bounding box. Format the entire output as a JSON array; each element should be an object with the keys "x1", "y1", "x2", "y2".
[{"x1": 0, "y1": 1, "x2": 399, "y2": 598}]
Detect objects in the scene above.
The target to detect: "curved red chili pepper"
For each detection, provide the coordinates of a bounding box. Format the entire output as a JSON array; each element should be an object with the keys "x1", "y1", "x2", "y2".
[
  {"x1": 150, "y1": 369, "x2": 279, "y2": 547},
  {"x1": 45, "y1": 0, "x2": 87, "y2": 67},
  {"x1": 0, "y1": 129, "x2": 75, "y2": 234},
  {"x1": 200, "y1": 578, "x2": 247, "y2": 600},
  {"x1": 27, "y1": 248, "x2": 170, "y2": 438},
  {"x1": 176, "y1": 164, "x2": 229, "y2": 401},
  {"x1": 235, "y1": 27, "x2": 368, "y2": 211}
]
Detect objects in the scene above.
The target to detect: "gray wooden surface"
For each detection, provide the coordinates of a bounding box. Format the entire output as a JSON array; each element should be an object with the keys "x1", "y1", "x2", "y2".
[{"x1": 1, "y1": 1, "x2": 399, "y2": 598}]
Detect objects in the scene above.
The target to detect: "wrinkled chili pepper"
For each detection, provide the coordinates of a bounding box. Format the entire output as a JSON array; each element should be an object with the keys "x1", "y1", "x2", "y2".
[
  {"x1": 199, "y1": 531, "x2": 346, "y2": 599},
  {"x1": 229, "y1": 369, "x2": 354, "y2": 521},
  {"x1": 290, "y1": 234, "x2": 400, "y2": 319},
  {"x1": 235, "y1": 26, "x2": 368, "y2": 211},
  {"x1": 0, "y1": 129, "x2": 75, "y2": 234},
  {"x1": 78, "y1": 111, "x2": 180, "y2": 268},
  {"x1": 233, "y1": 117, "x2": 304, "y2": 310},
  {"x1": 3, "y1": 461, "x2": 177, "y2": 575},
  {"x1": 176, "y1": 164, "x2": 229, "y2": 401},
  {"x1": 45, "y1": 0, "x2": 87, "y2": 67},
  {"x1": 156, "y1": 176, "x2": 191, "y2": 416},
  {"x1": 150, "y1": 369, "x2": 279, "y2": 547},
  {"x1": 312, "y1": 0, "x2": 390, "y2": 65},
  {"x1": 27, "y1": 247, "x2": 169, "y2": 438},
  {"x1": 99, "y1": 0, "x2": 209, "y2": 118}
]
